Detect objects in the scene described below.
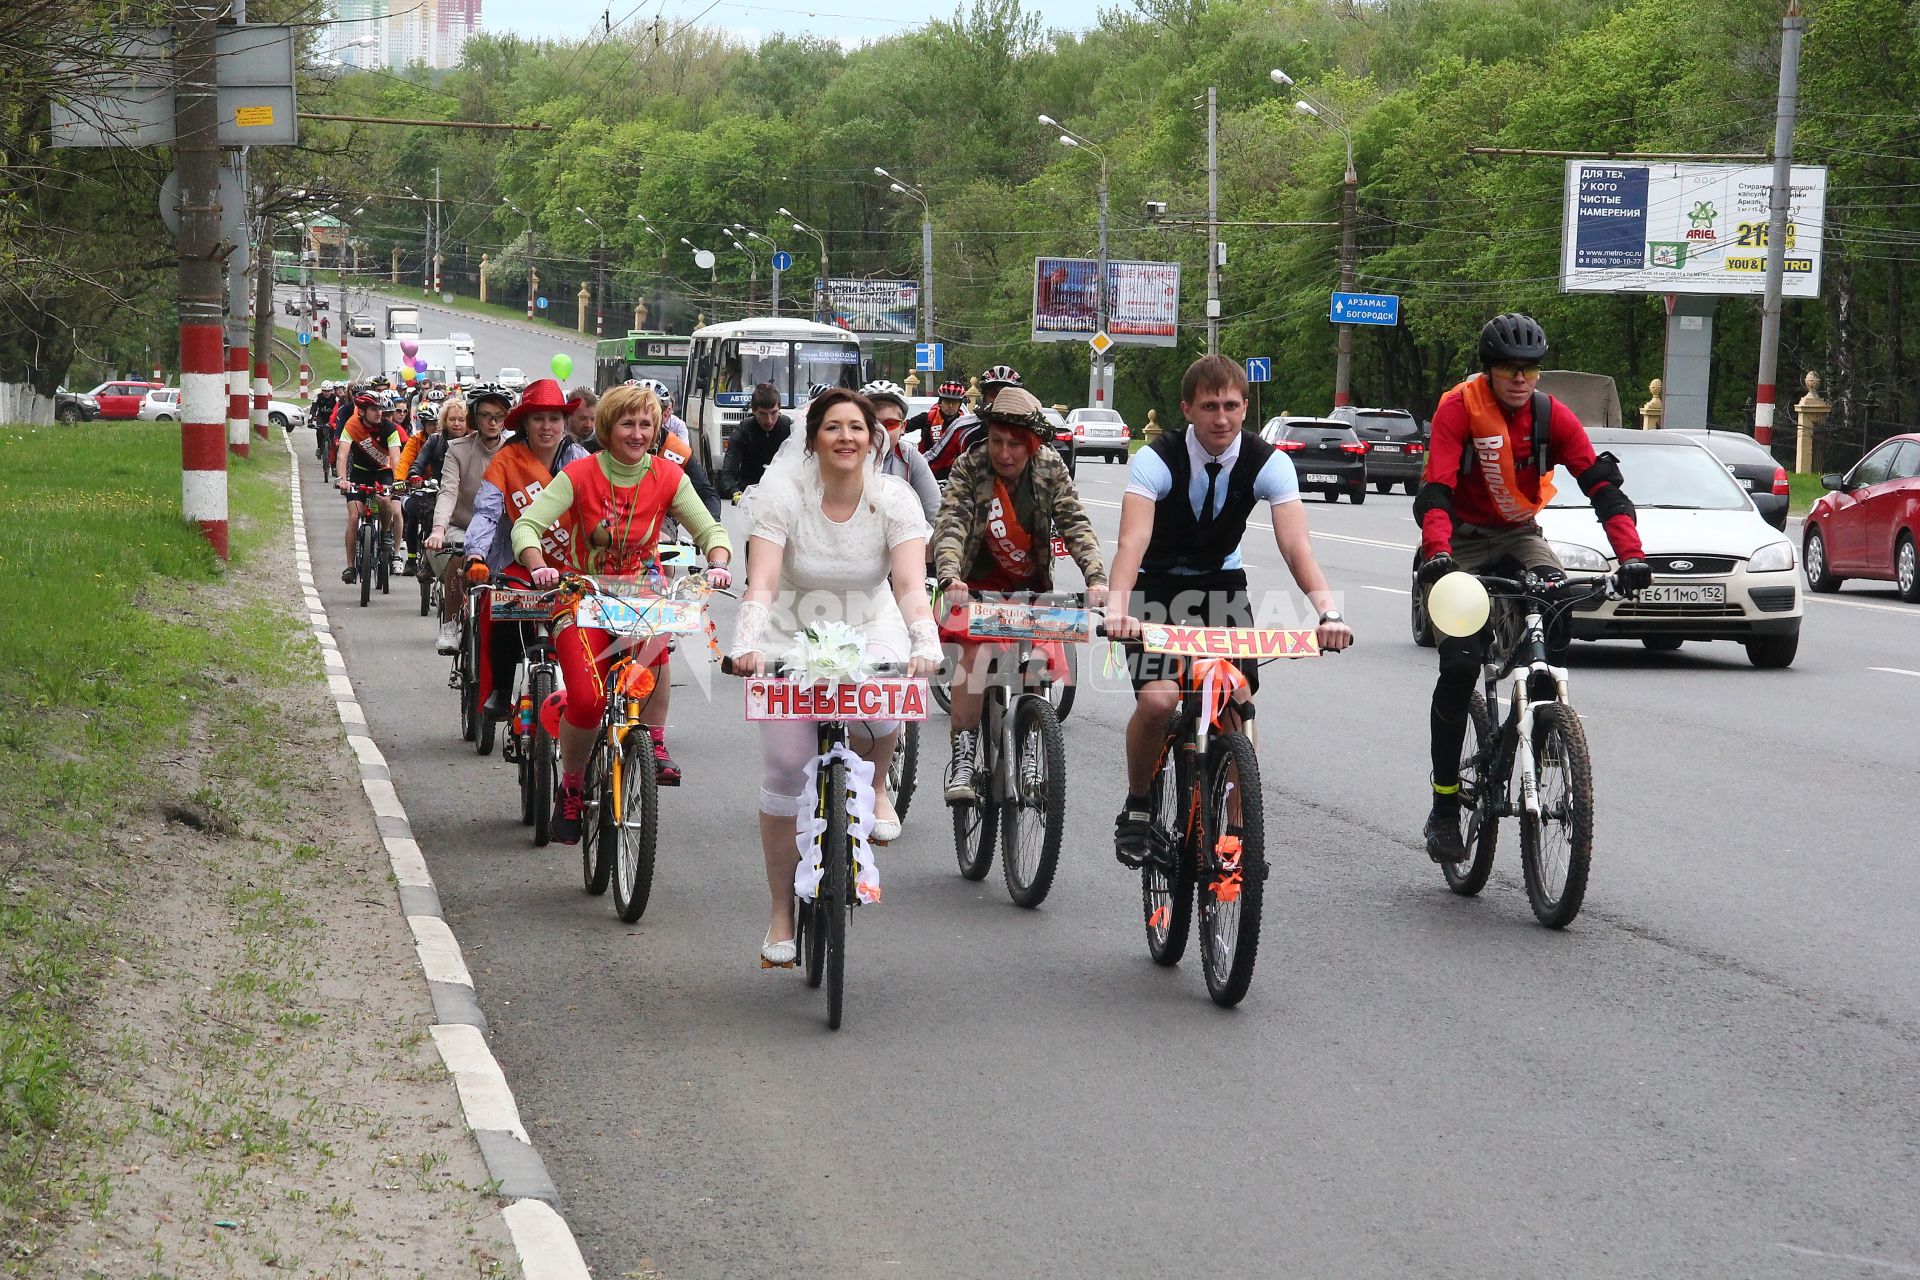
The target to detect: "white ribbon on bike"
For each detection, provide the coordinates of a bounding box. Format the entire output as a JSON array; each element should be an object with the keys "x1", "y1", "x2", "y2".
[
  {"x1": 1197, "y1": 659, "x2": 1237, "y2": 733},
  {"x1": 793, "y1": 744, "x2": 881, "y2": 906}
]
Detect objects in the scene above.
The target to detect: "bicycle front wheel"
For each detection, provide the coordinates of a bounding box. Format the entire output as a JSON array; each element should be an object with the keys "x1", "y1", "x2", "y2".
[
  {"x1": 529, "y1": 666, "x2": 556, "y2": 846},
  {"x1": 457, "y1": 616, "x2": 478, "y2": 743},
  {"x1": 1002, "y1": 696, "x2": 1065, "y2": 909},
  {"x1": 1143, "y1": 739, "x2": 1193, "y2": 966},
  {"x1": 1520, "y1": 703, "x2": 1594, "y2": 928},
  {"x1": 357, "y1": 522, "x2": 374, "y2": 608},
  {"x1": 1196, "y1": 732, "x2": 1265, "y2": 1007},
  {"x1": 823, "y1": 756, "x2": 850, "y2": 1030},
  {"x1": 1441, "y1": 691, "x2": 1499, "y2": 897},
  {"x1": 612, "y1": 736, "x2": 659, "y2": 923},
  {"x1": 580, "y1": 742, "x2": 613, "y2": 896}
]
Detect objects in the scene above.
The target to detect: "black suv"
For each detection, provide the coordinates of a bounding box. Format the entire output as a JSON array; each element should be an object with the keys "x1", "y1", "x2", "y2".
[
  {"x1": 1334, "y1": 407, "x2": 1425, "y2": 495},
  {"x1": 55, "y1": 386, "x2": 99, "y2": 423}
]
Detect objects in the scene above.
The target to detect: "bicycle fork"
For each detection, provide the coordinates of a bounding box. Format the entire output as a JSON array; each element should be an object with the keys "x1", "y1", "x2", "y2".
[{"x1": 1496, "y1": 663, "x2": 1570, "y2": 821}]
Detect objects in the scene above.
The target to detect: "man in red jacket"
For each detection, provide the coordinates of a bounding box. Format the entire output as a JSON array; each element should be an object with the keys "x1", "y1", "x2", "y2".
[{"x1": 1413, "y1": 313, "x2": 1652, "y2": 862}]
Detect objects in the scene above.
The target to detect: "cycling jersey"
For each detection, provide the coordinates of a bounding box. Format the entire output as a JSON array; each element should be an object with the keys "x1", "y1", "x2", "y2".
[{"x1": 1417, "y1": 374, "x2": 1643, "y2": 562}]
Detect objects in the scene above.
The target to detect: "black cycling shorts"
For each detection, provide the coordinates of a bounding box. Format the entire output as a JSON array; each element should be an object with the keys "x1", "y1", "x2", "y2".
[{"x1": 1120, "y1": 568, "x2": 1260, "y2": 695}]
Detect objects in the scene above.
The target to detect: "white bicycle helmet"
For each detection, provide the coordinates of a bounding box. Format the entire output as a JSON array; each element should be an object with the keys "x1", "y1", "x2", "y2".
[{"x1": 859, "y1": 379, "x2": 909, "y2": 414}]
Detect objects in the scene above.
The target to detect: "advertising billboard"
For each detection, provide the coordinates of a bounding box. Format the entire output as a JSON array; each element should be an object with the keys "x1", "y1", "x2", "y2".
[
  {"x1": 1031, "y1": 258, "x2": 1180, "y2": 346},
  {"x1": 827, "y1": 278, "x2": 919, "y2": 341},
  {"x1": 1560, "y1": 161, "x2": 1827, "y2": 297}
]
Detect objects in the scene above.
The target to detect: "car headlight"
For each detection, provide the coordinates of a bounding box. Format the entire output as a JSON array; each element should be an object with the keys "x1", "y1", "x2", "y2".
[
  {"x1": 1748, "y1": 541, "x2": 1796, "y2": 573},
  {"x1": 1549, "y1": 540, "x2": 1610, "y2": 572}
]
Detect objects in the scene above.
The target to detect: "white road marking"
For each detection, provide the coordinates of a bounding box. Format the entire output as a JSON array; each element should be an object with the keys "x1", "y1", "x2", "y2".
[
  {"x1": 1808, "y1": 595, "x2": 1920, "y2": 617},
  {"x1": 1869, "y1": 666, "x2": 1920, "y2": 678},
  {"x1": 1363, "y1": 584, "x2": 1411, "y2": 596},
  {"x1": 1776, "y1": 1243, "x2": 1920, "y2": 1276},
  {"x1": 1078, "y1": 497, "x2": 1414, "y2": 550}
]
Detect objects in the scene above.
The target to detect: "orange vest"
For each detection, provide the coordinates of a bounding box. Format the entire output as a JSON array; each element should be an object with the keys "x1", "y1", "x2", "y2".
[
  {"x1": 1456, "y1": 375, "x2": 1556, "y2": 523},
  {"x1": 551, "y1": 453, "x2": 686, "y2": 577},
  {"x1": 483, "y1": 442, "x2": 576, "y2": 568}
]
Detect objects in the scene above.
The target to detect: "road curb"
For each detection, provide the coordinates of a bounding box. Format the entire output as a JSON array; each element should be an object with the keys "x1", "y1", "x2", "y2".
[{"x1": 282, "y1": 441, "x2": 591, "y2": 1280}]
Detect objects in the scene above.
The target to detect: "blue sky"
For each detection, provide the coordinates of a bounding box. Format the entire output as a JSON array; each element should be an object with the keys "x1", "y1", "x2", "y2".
[{"x1": 478, "y1": 0, "x2": 1107, "y2": 46}]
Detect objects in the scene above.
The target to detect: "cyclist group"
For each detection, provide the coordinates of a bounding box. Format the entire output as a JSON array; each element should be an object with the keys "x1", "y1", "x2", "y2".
[{"x1": 320, "y1": 312, "x2": 1651, "y2": 965}]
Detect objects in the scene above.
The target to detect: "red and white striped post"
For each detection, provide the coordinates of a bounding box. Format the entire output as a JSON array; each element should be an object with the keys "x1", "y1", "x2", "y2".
[
  {"x1": 182, "y1": 323, "x2": 229, "y2": 558},
  {"x1": 298, "y1": 361, "x2": 311, "y2": 400},
  {"x1": 252, "y1": 352, "x2": 270, "y2": 438},
  {"x1": 153, "y1": 364, "x2": 164, "y2": 383},
  {"x1": 226, "y1": 339, "x2": 250, "y2": 458},
  {"x1": 339, "y1": 333, "x2": 349, "y2": 378}
]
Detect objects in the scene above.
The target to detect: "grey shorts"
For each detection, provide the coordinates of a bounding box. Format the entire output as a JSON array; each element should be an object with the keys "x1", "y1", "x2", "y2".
[{"x1": 1450, "y1": 523, "x2": 1562, "y2": 576}]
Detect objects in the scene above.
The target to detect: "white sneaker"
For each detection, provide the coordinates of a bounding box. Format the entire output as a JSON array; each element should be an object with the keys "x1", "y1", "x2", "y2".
[{"x1": 435, "y1": 619, "x2": 460, "y2": 654}]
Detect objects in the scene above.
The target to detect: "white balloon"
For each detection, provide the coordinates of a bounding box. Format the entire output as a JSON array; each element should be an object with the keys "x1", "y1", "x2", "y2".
[{"x1": 1428, "y1": 570, "x2": 1491, "y2": 638}]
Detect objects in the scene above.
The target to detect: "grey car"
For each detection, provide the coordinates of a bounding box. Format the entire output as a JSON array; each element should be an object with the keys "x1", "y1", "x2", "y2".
[{"x1": 1333, "y1": 406, "x2": 1426, "y2": 495}]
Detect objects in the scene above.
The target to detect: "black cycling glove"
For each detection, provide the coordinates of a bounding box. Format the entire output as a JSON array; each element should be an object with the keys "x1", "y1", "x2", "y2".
[
  {"x1": 1416, "y1": 552, "x2": 1458, "y2": 587},
  {"x1": 1614, "y1": 559, "x2": 1653, "y2": 593}
]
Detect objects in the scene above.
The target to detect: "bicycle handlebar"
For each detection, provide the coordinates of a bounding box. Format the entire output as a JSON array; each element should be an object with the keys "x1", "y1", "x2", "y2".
[
  {"x1": 720, "y1": 657, "x2": 909, "y2": 679},
  {"x1": 1472, "y1": 571, "x2": 1618, "y2": 603}
]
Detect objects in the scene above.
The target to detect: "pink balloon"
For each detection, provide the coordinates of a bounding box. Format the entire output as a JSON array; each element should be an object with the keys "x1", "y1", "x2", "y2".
[{"x1": 400, "y1": 339, "x2": 419, "y2": 357}]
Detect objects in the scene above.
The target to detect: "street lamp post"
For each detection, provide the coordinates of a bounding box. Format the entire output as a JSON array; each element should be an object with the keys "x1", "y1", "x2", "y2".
[
  {"x1": 744, "y1": 229, "x2": 782, "y2": 313},
  {"x1": 728, "y1": 235, "x2": 760, "y2": 308},
  {"x1": 1039, "y1": 114, "x2": 1111, "y2": 408},
  {"x1": 1272, "y1": 68, "x2": 1358, "y2": 409},
  {"x1": 504, "y1": 198, "x2": 536, "y2": 320},
  {"x1": 779, "y1": 207, "x2": 830, "y2": 322},
  {"x1": 875, "y1": 167, "x2": 934, "y2": 342},
  {"x1": 633, "y1": 214, "x2": 669, "y2": 327},
  {"x1": 575, "y1": 206, "x2": 606, "y2": 337},
  {"x1": 681, "y1": 237, "x2": 718, "y2": 308}
]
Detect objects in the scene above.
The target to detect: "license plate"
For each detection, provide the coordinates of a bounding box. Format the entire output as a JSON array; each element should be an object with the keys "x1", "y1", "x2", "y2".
[
  {"x1": 1742, "y1": 477, "x2": 1761, "y2": 491},
  {"x1": 1371, "y1": 443, "x2": 1401, "y2": 452},
  {"x1": 1305, "y1": 473, "x2": 1340, "y2": 484},
  {"x1": 744, "y1": 678, "x2": 930, "y2": 722},
  {"x1": 1641, "y1": 583, "x2": 1725, "y2": 605}
]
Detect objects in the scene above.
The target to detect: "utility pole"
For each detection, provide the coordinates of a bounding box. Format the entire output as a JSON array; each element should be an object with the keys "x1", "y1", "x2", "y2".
[
  {"x1": 224, "y1": 147, "x2": 251, "y2": 457},
  {"x1": 1753, "y1": 0, "x2": 1804, "y2": 448},
  {"x1": 1206, "y1": 86, "x2": 1220, "y2": 355},
  {"x1": 1095, "y1": 158, "x2": 1109, "y2": 407},
  {"x1": 251, "y1": 212, "x2": 273, "y2": 427},
  {"x1": 432, "y1": 165, "x2": 443, "y2": 295},
  {"x1": 1335, "y1": 140, "x2": 1357, "y2": 408},
  {"x1": 175, "y1": 1, "x2": 227, "y2": 557}
]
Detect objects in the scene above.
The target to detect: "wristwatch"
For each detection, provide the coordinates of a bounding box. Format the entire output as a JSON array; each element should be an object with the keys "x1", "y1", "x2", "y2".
[{"x1": 1318, "y1": 609, "x2": 1344, "y2": 625}]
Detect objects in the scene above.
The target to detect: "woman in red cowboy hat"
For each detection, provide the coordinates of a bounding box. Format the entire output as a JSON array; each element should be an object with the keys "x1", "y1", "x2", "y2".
[{"x1": 461, "y1": 378, "x2": 593, "y2": 735}]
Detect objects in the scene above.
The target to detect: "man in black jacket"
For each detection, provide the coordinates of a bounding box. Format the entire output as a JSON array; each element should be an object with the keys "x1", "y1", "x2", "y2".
[{"x1": 716, "y1": 381, "x2": 792, "y2": 499}]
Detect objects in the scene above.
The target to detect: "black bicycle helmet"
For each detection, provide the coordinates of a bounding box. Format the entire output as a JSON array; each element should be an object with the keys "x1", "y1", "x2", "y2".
[{"x1": 1477, "y1": 313, "x2": 1549, "y2": 366}]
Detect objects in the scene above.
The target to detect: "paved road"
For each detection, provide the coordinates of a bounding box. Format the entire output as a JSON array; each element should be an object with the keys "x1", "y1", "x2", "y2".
[
  {"x1": 295, "y1": 435, "x2": 1920, "y2": 1280},
  {"x1": 278, "y1": 282, "x2": 594, "y2": 388}
]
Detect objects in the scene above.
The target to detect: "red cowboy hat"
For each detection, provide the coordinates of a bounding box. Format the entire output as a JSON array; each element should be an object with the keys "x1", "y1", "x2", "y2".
[{"x1": 503, "y1": 377, "x2": 582, "y2": 434}]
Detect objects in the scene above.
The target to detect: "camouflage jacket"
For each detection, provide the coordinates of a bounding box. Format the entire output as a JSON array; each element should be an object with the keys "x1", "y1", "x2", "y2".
[{"x1": 930, "y1": 442, "x2": 1107, "y2": 590}]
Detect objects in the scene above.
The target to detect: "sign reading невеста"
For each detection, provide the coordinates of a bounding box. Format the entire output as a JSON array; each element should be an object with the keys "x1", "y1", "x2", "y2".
[{"x1": 1559, "y1": 161, "x2": 1827, "y2": 297}]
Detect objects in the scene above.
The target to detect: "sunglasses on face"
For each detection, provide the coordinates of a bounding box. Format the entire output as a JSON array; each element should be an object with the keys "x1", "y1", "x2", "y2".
[{"x1": 1491, "y1": 363, "x2": 1543, "y2": 381}]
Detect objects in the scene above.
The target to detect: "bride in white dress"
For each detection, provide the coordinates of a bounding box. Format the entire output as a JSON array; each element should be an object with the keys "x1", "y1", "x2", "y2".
[{"x1": 728, "y1": 388, "x2": 941, "y2": 967}]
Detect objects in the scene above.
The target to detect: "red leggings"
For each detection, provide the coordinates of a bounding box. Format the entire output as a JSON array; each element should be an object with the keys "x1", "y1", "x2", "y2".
[{"x1": 555, "y1": 621, "x2": 669, "y2": 731}]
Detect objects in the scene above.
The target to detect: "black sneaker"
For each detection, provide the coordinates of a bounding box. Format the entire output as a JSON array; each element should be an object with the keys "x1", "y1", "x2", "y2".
[
  {"x1": 943, "y1": 730, "x2": 978, "y2": 803},
  {"x1": 341, "y1": 565, "x2": 356, "y2": 584},
  {"x1": 551, "y1": 784, "x2": 584, "y2": 845},
  {"x1": 482, "y1": 688, "x2": 512, "y2": 721},
  {"x1": 1114, "y1": 796, "x2": 1155, "y2": 869},
  {"x1": 1424, "y1": 797, "x2": 1466, "y2": 864},
  {"x1": 403, "y1": 553, "x2": 418, "y2": 575}
]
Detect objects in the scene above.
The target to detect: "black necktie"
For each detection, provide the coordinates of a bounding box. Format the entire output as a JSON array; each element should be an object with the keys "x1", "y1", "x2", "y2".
[{"x1": 1200, "y1": 460, "x2": 1223, "y2": 522}]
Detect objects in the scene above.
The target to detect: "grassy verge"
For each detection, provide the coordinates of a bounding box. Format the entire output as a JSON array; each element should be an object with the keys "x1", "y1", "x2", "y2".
[
  {"x1": 308, "y1": 268, "x2": 592, "y2": 339},
  {"x1": 0, "y1": 428, "x2": 290, "y2": 1254},
  {"x1": 1788, "y1": 471, "x2": 1826, "y2": 517}
]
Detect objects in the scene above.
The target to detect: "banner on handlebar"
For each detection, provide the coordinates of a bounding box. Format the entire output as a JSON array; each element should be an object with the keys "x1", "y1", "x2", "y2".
[
  {"x1": 575, "y1": 593, "x2": 705, "y2": 637},
  {"x1": 1139, "y1": 624, "x2": 1319, "y2": 659},
  {"x1": 965, "y1": 601, "x2": 1091, "y2": 642},
  {"x1": 743, "y1": 678, "x2": 931, "y2": 723},
  {"x1": 488, "y1": 587, "x2": 550, "y2": 621}
]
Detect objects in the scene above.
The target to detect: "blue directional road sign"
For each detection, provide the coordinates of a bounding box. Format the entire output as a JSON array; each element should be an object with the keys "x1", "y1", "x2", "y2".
[
  {"x1": 915, "y1": 342, "x2": 944, "y2": 373},
  {"x1": 771, "y1": 250, "x2": 794, "y2": 272},
  {"x1": 1330, "y1": 291, "x2": 1400, "y2": 326},
  {"x1": 297, "y1": 330, "x2": 311, "y2": 346},
  {"x1": 1245, "y1": 356, "x2": 1271, "y2": 383}
]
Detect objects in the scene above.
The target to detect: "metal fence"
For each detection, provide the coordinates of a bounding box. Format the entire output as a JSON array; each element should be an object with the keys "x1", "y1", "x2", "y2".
[{"x1": 0, "y1": 384, "x2": 54, "y2": 425}]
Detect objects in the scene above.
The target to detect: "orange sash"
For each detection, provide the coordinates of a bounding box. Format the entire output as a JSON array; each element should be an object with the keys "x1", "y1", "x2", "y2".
[
  {"x1": 1459, "y1": 375, "x2": 1555, "y2": 523},
  {"x1": 982, "y1": 475, "x2": 1037, "y2": 582}
]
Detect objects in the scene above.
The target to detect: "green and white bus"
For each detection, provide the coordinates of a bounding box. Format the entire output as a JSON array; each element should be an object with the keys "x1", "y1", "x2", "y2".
[{"x1": 595, "y1": 331, "x2": 693, "y2": 403}]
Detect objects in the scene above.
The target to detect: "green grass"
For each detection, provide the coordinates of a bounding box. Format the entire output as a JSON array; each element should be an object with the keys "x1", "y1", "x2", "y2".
[
  {"x1": 308, "y1": 267, "x2": 593, "y2": 339},
  {"x1": 1788, "y1": 471, "x2": 1826, "y2": 517},
  {"x1": 0, "y1": 424, "x2": 295, "y2": 1247}
]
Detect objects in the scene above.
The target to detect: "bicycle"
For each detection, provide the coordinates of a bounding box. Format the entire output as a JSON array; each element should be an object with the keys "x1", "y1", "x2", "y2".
[
  {"x1": 948, "y1": 595, "x2": 1085, "y2": 908},
  {"x1": 451, "y1": 581, "x2": 497, "y2": 757},
  {"x1": 342, "y1": 483, "x2": 394, "y2": 608},
  {"x1": 568, "y1": 572, "x2": 717, "y2": 923},
  {"x1": 1436, "y1": 570, "x2": 1618, "y2": 928},
  {"x1": 1107, "y1": 621, "x2": 1325, "y2": 1008},
  {"x1": 489, "y1": 582, "x2": 559, "y2": 844},
  {"x1": 724, "y1": 653, "x2": 929, "y2": 1031},
  {"x1": 927, "y1": 563, "x2": 1078, "y2": 722},
  {"x1": 406, "y1": 480, "x2": 441, "y2": 616},
  {"x1": 315, "y1": 414, "x2": 337, "y2": 484}
]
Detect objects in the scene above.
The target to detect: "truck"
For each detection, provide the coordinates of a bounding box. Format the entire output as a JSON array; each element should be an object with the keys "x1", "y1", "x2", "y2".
[
  {"x1": 381, "y1": 338, "x2": 466, "y2": 385},
  {"x1": 384, "y1": 306, "x2": 421, "y2": 339}
]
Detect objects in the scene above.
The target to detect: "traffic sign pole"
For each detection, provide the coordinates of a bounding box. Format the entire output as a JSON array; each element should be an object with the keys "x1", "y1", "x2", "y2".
[{"x1": 175, "y1": 1, "x2": 227, "y2": 559}]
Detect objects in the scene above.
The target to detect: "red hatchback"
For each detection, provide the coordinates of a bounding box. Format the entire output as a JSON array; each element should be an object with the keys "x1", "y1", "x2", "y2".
[
  {"x1": 87, "y1": 380, "x2": 164, "y2": 420},
  {"x1": 1804, "y1": 432, "x2": 1920, "y2": 601}
]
